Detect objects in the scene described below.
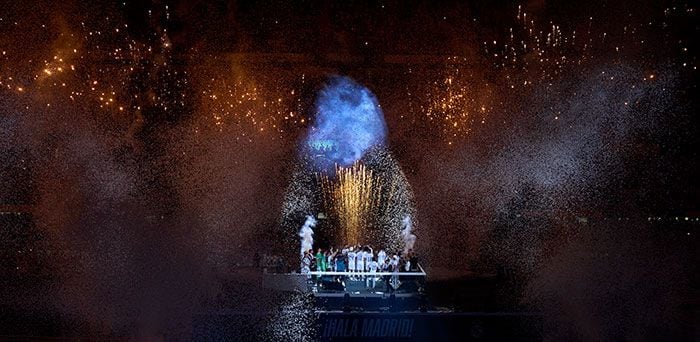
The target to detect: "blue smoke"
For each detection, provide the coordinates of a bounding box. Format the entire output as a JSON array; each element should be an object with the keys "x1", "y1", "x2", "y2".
[{"x1": 305, "y1": 76, "x2": 387, "y2": 169}]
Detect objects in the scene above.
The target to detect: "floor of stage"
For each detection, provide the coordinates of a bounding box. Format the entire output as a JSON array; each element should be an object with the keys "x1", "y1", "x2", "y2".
[
  {"x1": 315, "y1": 277, "x2": 390, "y2": 293},
  {"x1": 311, "y1": 276, "x2": 424, "y2": 295}
]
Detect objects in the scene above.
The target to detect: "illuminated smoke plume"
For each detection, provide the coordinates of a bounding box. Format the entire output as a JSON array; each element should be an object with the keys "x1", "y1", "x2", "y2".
[
  {"x1": 304, "y1": 76, "x2": 387, "y2": 169},
  {"x1": 298, "y1": 215, "x2": 316, "y2": 256}
]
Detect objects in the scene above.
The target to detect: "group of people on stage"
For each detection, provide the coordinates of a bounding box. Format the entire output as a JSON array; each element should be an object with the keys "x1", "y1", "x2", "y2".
[{"x1": 300, "y1": 245, "x2": 419, "y2": 289}]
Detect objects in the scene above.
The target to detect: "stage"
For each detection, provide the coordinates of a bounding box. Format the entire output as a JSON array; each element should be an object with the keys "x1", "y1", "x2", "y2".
[{"x1": 262, "y1": 265, "x2": 427, "y2": 297}]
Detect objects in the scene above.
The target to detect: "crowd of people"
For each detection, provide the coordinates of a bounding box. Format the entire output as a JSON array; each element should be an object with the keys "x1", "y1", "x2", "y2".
[{"x1": 300, "y1": 245, "x2": 419, "y2": 289}]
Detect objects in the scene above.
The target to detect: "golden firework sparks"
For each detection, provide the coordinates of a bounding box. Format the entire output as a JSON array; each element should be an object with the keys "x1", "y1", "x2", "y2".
[{"x1": 318, "y1": 162, "x2": 383, "y2": 245}]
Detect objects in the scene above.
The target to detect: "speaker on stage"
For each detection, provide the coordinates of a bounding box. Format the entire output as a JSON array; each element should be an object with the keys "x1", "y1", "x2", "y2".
[{"x1": 321, "y1": 280, "x2": 345, "y2": 292}]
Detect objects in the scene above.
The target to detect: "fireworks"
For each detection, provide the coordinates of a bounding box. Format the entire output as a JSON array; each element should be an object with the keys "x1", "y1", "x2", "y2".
[
  {"x1": 196, "y1": 73, "x2": 306, "y2": 139},
  {"x1": 0, "y1": 5, "x2": 309, "y2": 142},
  {"x1": 404, "y1": 4, "x2": 696, "y2": 145},
  {"x1": 318, "y1": 162, "x2": 383, "y2": 245},
  {"x1": 1, "y1": 2, "x2": 694, "y2": 147},
  {"x1": 280, "y1": 147, "x2": 414, "y2": 252},
  {"x1": 410, "y1": 58, "x2": 494, "y2": 145}
]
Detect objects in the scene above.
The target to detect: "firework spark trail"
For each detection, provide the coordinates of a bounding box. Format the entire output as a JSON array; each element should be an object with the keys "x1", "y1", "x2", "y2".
[
  {"x1": 281, "y1": 146, "x2": 414, "y2": 255},
  {"x1": 319, "y1": 163, "x2": 382, "y2": 245},
  {"x1": 403, "y1": 56, "x2": 493, "y2": 146},
  {"x1": 0, "y1": 7, "x2": 186, "y2": 120},
  {"x1": 0, "y1": 4, "x2": 309, "y2": 143},
  {"x1": 196, "y1": 73, "x2": 307, "y2": 138},
  {"x1": 405, "y1": 5, "x2": 695, "y2": 145},
  {"x1": 1, "y1": 4, "x2": 693, "y2": 146}
]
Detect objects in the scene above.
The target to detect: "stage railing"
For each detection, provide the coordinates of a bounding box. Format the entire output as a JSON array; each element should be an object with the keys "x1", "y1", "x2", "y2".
[
  {"x1": 261, "y1": 264, "x2": 427, "y2": 292},
  {"x1": 305, "y1": 264, "x2": 427, "y2": 277}
]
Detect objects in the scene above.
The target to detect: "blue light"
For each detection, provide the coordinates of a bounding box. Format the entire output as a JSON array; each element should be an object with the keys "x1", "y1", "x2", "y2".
[{"x1": 305, "y1": 76, "x2": 387, "y2": 169}]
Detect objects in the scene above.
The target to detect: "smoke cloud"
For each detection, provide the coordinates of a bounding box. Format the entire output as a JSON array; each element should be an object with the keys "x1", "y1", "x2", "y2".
[{"x1": 304, "y1": 76, "x2": 387, "y2": 169}]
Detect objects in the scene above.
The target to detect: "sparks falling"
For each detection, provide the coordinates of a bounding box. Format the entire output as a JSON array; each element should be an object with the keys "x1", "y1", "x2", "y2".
[{"x1": 318, "y1": 162, "x2": 383, "y2": 245}]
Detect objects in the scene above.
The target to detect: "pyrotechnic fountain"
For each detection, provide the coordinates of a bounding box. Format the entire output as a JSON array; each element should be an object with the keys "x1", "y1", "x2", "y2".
[{"x1": 318, "y1": 163, "x2": 380, "y2": 245}]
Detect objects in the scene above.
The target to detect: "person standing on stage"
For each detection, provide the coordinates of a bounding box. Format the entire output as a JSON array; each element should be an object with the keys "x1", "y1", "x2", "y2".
[
  {"x1": 315, "y1": 248, "x2": 325, "y2": 272},
  {"x1": 356, "y1": 246, "x2": 365, "y2": 280},
  {"x1": 377, "y1": 249, "x2": 387, "y2": 270},
  {"x1": 335, "y1": 250, "x2": 345, "y2": 272},
  {"x1": 365, "y1": 246, "x2": 374, "y2": 271},
  {"x1": 390, "y1": 254, "x2": 400, "y2": 290},
  {"x1": 366, "y1": 258, "x2": 379, "y2": 289},
  {"x1": 347, "y1": 247, "x2": 356, "y2": 279},
  {"x1": 326, "y1": 248, "x2": 334, "y2": 272},
  {"x1": 323, "y1": 248, "x2": 332, "y2": 281}
]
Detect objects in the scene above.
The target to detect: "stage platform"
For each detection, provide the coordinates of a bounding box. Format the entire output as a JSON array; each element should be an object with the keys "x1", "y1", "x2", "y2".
[{"x1": 262, "y1": 265, "x2": 427, "y2": 295}]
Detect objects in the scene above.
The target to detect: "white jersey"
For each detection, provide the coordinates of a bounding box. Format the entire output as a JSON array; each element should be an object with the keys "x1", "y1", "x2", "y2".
[
  {"x1": 368, "y1": 260, "x2": 379, "y2": 273},
  {"x1": 301, "y1": 254, "x2": 312, "y2": 274},
  {"x1": 356, "y1": 251, "x2": 365, "y2": 270},
  {"x1": 377, "y1": 250, "x2": 386, "y2": 266},
  {"x1": 327, "y1": 255, "x2": 334, "y2": 271},
  {"x1": 347, "y1": 251, "x2": 356, "y2": 270},
  {"x1": 365, "y1": 251, "x2": 373, "y2": 268}
]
